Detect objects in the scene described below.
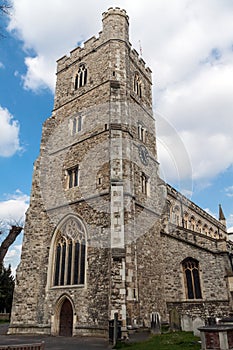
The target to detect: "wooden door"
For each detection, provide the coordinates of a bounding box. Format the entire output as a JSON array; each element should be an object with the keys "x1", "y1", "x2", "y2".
[{"x1": 59, "y1": 299, "x2": 73, "y2": 336}]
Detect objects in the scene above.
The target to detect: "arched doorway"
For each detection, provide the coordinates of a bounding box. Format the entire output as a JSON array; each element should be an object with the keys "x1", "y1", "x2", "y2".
[{"x1": 59, "y1": 298, "x2": 73, "y2": 336}]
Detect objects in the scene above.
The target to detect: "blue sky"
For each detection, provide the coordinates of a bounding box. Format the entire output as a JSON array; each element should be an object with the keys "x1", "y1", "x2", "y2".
[{"x1": 1, "y1": 0, "x2": 233, "y2": 273}]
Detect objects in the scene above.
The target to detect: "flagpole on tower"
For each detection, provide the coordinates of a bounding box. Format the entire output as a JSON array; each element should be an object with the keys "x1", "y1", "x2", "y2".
[{"x1": 139, "y1": 40, "x2": 142, "y2": 56}]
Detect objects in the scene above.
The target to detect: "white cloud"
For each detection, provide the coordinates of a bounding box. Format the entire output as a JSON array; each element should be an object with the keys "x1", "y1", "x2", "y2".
[
  {"x1": 0, "y1": 191, "x2": 29, "y2": 273},
  {"x1": 225, "y1": 186, "x2": 233, "y2": 198},
  {"x1": 7, "y1": 0, "x2": 233, "y2": 184},
  {"x1": 228, "y1": 214, "x2": 233, "y2": 225},
  {"x1": 0, "y1": 106, "x2": 22, "y2": 157},
  {"x1": 203, "y1": 208, "x2": 217, "y2": 220},
  {"x1": 4, "y1": 244, "x2": 22, "y2": 276},
  {"x1": 0, "y1": 190, "x2": 29, "y2": 225},
  {"x1": 227, "y1": 215, "x2": 233, "y2": 234},
  {"x1": 0, "y1": 62, "x2": 4, "y2": 69},
  {"x1": 22, "y1": 55, "x2": 55, "y2": 92}
]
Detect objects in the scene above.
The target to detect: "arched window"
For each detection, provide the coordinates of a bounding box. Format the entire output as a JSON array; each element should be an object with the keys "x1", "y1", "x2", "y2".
[
  {"x1": 190, "y1": 216, "x2": 195, "y2": 231},
  {"x1": 134, "y1": 73, "x2": 142, "y2": 97},
  {"x1": 203, "y1": 224, "x2": 208, "y2": 235},
  {"x1": 184, "y1": 213, "x2": 188, "y2": 229},
  {"x1": 53, "y1": 217, "x2": 86, "y2": 286},
  {"x1": 182, "y1": 258, "x2": 202, "y2": 299},
  {"x1": 72, "y1": 115, "x2": 82, "y2": 135},
  {"x1": 74, "y1": 64, "x2": 87, "y2": 90},
  {"x1": 173, "y1": 206, "x2": 180, "y2": 226},
  {"x1": 141, "y1": 172, "x2": 149, "y2": 195},
  {"x1": 197, "y1": 220, "x2": 202, "y2": 233}
]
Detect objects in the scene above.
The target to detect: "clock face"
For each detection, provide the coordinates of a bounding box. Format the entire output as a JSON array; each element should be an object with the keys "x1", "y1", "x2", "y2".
[{"x1": 138, "y1": 145, "x2": 149, "y2": 165}]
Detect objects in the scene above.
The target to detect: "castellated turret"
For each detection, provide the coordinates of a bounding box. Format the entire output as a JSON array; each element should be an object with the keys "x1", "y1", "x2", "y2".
[
  {"x1": 54, "y1": 7, "x2": 152, "y2": 112},
  {"x1": 102, "y1": 7, "x2": 129, "y2": 41}
]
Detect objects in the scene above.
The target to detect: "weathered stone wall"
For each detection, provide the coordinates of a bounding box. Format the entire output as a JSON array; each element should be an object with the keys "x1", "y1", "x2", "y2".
[
  {"x1": 166, "y1": 185, "x2": 227, "y2": 239},
  {"x1": 9, "y1": 7, "x2": 232, "y2": 337},
  {"x1": 161, "y1": 228, "x2": 231, "y2": 323}
]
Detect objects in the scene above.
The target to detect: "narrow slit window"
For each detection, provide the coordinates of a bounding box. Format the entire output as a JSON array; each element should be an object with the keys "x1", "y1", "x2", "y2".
[
  {"x1": 134, "y1": 73, "x2": 142, "y2": 97},
  {"x1": 77, "y1": 115, "x2": 82, "y2": 132},
  {"x1": 141, "y1": 173, "x2": 149, "y2": 195}
]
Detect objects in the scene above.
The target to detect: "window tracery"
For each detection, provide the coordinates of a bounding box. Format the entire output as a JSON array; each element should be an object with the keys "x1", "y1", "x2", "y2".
[
  {"x1": 182, "y1": 258, "x2": 202, "y2": 299},
  {"x1": 53, "y1": 217, "x2": 86, "y2": 287},
  {"x1": 74, "y1": 64, "x2": 87, "y2": 90}
]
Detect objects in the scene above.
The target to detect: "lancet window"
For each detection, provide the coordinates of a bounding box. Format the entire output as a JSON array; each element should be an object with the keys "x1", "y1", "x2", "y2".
[
  {"x1": 141, "y1": 172, "x2": 149, "y2": 195},
  {"x1": 72, "y1": 115, "x2": 82, "y2": 135},
  {"x1": 134, "y1": 73, "x2": 142, "y2": 97},
  {"x1": 138, "y1": 122, "x2": 146, "y2": 142}
]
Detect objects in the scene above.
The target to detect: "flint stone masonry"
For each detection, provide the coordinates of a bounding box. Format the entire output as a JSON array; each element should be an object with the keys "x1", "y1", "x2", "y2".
[{"x1": 9, "y1": 7, "x2": 233, "y2": 338}]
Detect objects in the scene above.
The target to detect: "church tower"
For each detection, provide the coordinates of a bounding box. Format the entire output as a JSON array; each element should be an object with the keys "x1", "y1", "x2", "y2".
[
  {"x1": 9, "y1": 8, "x2": 166, "y2": 336},
  {"x1": 9, "y1": 7, "x2": 233, "y2": 337}
]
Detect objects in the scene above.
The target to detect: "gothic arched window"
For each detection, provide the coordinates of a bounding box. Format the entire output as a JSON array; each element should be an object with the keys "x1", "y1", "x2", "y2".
[
  {"x1": 134, "y1": 73, "x2": 142, "y2": 97},
  {"x1": 182, "y1": 258, "x2": 202, "y2": 299},
  {"x1": 74, "y1": 64, "x2": 87, "y2": 90},
  {"x1": 53, "y1": 217, "x2": 86, "y2": 286}
]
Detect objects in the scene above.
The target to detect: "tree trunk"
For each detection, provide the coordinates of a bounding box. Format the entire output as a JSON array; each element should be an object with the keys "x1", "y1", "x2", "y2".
[{"x1": 0, "y1": 226, "x2": 23, "y2": 265}]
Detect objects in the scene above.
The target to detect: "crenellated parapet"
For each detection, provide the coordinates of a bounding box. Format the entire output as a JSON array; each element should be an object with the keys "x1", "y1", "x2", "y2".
[
  {"x1": 102, "y1": 7, "x2": 129, "y2": 21},
  {"x1": 130, "y1": 48, "x2": 152, "y2": 82},
  {"x1": 54, "y1": 7, "x2": 153, "y2": 112},
  {"x1": 165, "y1": 184, "x2": 227, "y2": 240},
  {"x1": 56, "y1": 8, "x2": 151, "y2": 79},
  {"x1": 56, "y1": 35, "x2": 100, "y2": 73}
]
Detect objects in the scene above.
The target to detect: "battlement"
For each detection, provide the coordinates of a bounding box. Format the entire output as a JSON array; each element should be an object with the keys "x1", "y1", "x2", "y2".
[
  {"x1": 57, "y1": 8, "x2": 131, "y2": 73},
  {"x1": 166, "y1": 184, "x2": 227, "y2": 239},
  {"x1": 102, "y1": 7, "x2": 129, "y2": 22},
  {"x1": 56, "y1": 35, "x2": 100, "y2": 72},
  {"x1": 55, "y1": 8, "x2": 152, "y2": 85},
  {"x1": 130, "y1": 48, "x2": 152, "y2": 80}
]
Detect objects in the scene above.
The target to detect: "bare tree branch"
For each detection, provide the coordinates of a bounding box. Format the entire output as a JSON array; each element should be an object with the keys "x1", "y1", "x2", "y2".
[
  {"x1": 0, "y1": 0, "x2": 12, "y2": 37},
  {"x1": 0, "y1": 1, "x2": 11, "y2": 15},
  {"x1": 0, "y1": 226, "x2": 23, "y2": 265}
]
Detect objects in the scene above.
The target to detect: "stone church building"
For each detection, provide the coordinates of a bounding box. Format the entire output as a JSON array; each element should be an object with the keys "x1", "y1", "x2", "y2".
[{"x1": 9, "y1": 8, "x2": 233, "y2": 337}]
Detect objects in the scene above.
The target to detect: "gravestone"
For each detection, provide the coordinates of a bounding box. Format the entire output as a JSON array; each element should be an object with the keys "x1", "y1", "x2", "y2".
[
  {"x1": 181, "y1": 314, "x2": 193, "y2": 332},
  {"x1": 169, "y1": 308, "x2": 181, "y2": 331},
  {"x1": 199, "y1": 325, "x2": 233, "y2": 350},
  {"x1": 151, "y1": 312, "x2": 161, "y2": 334},
  {"x1": 193, "y1": 316, "x2": 205, "y2": 336}
]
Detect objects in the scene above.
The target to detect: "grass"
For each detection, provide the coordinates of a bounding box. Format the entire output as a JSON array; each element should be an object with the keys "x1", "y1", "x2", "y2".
[
  {"x1": 0, "y1": 319, "x2": 9, "y2": 324},
  {"x1": 115, "y1": 331, "x2": 200, "y2": 350}
]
